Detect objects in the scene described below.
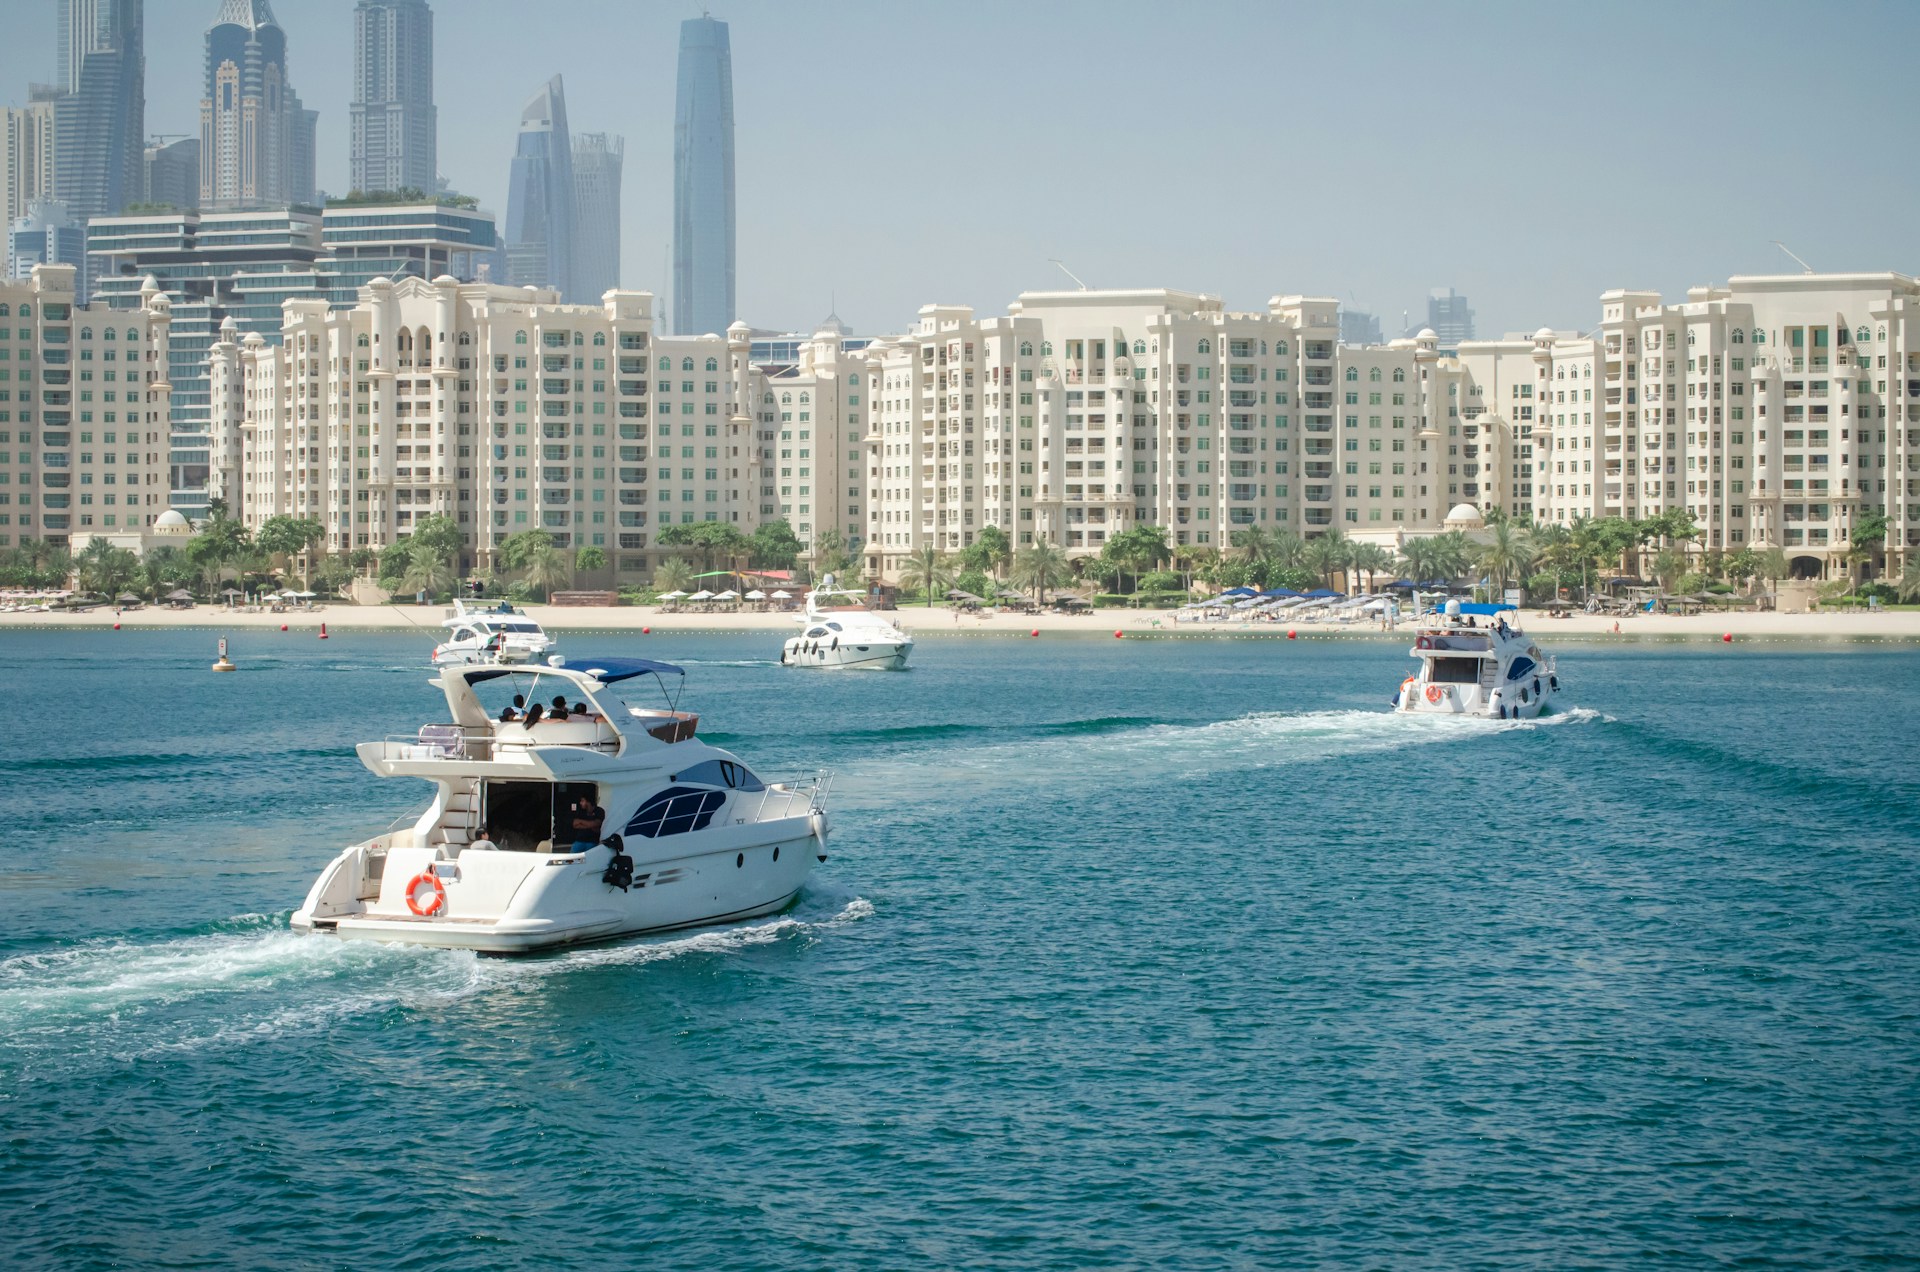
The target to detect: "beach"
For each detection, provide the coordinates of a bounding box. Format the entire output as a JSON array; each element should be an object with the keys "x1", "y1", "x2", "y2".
[{"x1": 2, "y1": 600, "x2": 1915, "y2": 641}]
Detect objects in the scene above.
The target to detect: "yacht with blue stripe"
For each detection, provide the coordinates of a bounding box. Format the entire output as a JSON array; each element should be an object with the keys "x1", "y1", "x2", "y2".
[
  {"x1": 1393, "y1": 600, "x2": 1560, "y2": 720},
  {"x1": 292, "y1": 656, "x2": 831, "y2": 953}
]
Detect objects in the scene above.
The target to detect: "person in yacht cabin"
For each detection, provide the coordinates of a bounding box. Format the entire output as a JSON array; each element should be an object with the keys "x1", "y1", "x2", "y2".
[{"x1": 569, "y1": 794, "x2": 605, "y2": 853}]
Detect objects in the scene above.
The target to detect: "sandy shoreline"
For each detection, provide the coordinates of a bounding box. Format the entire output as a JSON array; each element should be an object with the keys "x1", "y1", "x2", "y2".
[{"x1": 1, "y1": 601, "x2": 1916, "y2": 642}]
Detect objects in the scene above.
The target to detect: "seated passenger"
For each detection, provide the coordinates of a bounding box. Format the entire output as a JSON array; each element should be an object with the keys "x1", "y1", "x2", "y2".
[
  {"x1": 522, "y1": 702, "x2": 545, "y2": 728},
  {"x1": 499, "y1": 707, "x2": 519, "y2": 723},
  {"x1": 468, "y1": 825, "x2": 498, "y2": 852},
  {"x1": 572, "y1": 701, "x2": 599, "y2": 722}
]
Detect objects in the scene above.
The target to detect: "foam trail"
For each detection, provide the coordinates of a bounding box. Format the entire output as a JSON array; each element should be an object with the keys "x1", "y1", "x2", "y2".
[{"x1": 833, "y1": 706, "x2": 1603, "y2": 809}]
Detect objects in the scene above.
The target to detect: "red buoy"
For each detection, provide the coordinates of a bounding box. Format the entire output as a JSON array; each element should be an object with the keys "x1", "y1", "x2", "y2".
[
  {"x1": 642, "y1": 626, "x2": 651, "y2": 635},
  {"x1": 318, "y1": 622, "x2": 328, "y2": 639},
  {"x1": 1287, "y1": 629, "x2": 1297, "y2": 640},
  {"x1": 1114, "y1": 630, "x2": 1123, "y2": 639},
  {"x1": 1030, "y1": 629, "x2": 1039, "y2": 637},
  {"x1": 113, "y1": 622, "x2": 121, "y2": 630},
  {"x1": 1723, "y1": 633, "x2": 1733, "y2": 643},
  {"x1": 280, "y1": 624, "x2": 288, "y2": 632}
]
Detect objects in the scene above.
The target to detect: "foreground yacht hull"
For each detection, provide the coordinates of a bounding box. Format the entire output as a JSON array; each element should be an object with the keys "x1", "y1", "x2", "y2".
[{"x1": 294, "y1": 817, "x2": 824, "y2": 954}]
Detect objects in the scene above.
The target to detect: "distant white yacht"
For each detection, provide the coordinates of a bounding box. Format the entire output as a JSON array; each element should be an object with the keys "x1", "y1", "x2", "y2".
[
  {"x1": 781, "y1": 574, "x2": 913, "y2": 671},
  {"x1": 432, "y1": 599, "x2": 556, "y2": 667},
  {"x1": 1393, "y1": 599, "x2": 1559, "y2": 719},
  {"x1": 292, "y1": 657, "x2": 831, "y2": 953}
]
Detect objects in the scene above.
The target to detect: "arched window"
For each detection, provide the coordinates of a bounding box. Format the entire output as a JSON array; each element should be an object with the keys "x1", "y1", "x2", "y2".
[
  {"x1": 1197, "y1": 339, "x2": 1211, "y2": 354},
  {"x1": 681, "y1": 357, "x2": 694, "y2": 371},
  {"x1": 592, "y1": 332, "x2": 605, "y2": 346},
  {"x1": 658, "y1": 356, "x2": 671, "y2": 371},
  {"x1": 781, "y1": 392, "x2": 791, "y2": 404},
  {"x1": 126, "y1": 328, "x2": 139, "y2": 342},
  {"x1": 762, "y1": 392, "x2": 774, "y2": 404},
  {"x1": 17, "y1": 304, "x2": 28, "y2": 317},
  {"x1": 705, "y1": 357, "x2": 718, "y2": 371},
  {"x1": 1856, "y1": 326, "x2": 1870, "y2": 344},
  {"x1": 1019, "y1": 341, "x2": 1033, "y2": 357},
  {"x1": 102, "y1": 327, "x2": 116, "y2": 340},
  {"x1": 1040, "y1": 342, "x2": 1052, "y2": 356},
  {"x1": 1878, "y1": 326, "x2": 1888, "y2": 341},
  {"x1": 1275, "y1": 341, "x2": 1287, "y2": 355},
  {"x1": 458, "y1": 332, "x2": 471, "y2": 346},
  {"x1": 0, "y1": 304, "x2": 10, "y2": 317},
  {"x1": 799, "y1": 391, "x2": 810, "y2": 404},
  {"x1": 1753, "y1": 329, "x2": 1765, "y2": 344},
  {"x1": 514, "y1": 331, "x2": 527, "y2": 345},
  {"x1": 79, "y1": 327, "x2": 92, "y2": 340},
  {"x1": 1686, "y1": 331, "x2": 1696, "y2": 345},
  {"x1": 1133, "y1": 340, "x2": 1146, "y2": 355},
  {"x1": 1731, "y1": 330, "x2": 1744, "y2": 344},
  {"x1": 848, "y1": 373, "x2": 858, "y2": 384},
  {"x1": 1368, "y1": 367, "x2": 1381, "y2": 382},
  {"x1": 1391, "y1": 368, "x2": 1405, "y2": 383}
]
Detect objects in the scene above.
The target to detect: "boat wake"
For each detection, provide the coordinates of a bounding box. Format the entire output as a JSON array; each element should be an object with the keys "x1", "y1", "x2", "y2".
[
  {"x1": 0, "y1": 889, "x2": 871, "y2": 1074},
  {"x1": 833, "y1": 706, "x2": 1605, "y2": 809}
]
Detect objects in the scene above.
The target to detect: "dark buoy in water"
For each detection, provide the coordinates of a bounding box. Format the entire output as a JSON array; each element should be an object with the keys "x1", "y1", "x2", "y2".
[
  {"x1": 212, "y1": 636, "x2": 236, "y2": 672},
  {"x1": 318, "y1": 622, "x2": 328, "y2": 639}
]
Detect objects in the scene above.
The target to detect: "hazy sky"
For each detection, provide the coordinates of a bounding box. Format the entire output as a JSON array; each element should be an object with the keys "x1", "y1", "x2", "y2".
[{"x1": 7, "y1": 1, "x2": 1918, "y2": 338}]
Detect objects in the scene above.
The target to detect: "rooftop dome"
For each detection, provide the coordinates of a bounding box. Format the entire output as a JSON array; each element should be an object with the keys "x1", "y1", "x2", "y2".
[
  {"x1": 727, "y1": 319, "x2": 752, "y2": 334},
  {"x1": 153, "y1": 510, "x2": 192, "y2": 533},
  {"x1": 1444, "y1": 502, "x2": 1484, "y2": 529},
  {"x1": 1416, "y1": 326, "x2": 1438, "y2": 340},
  {"x1": 1533, "y1": 326, "x2": 1555, "y2": 340}
]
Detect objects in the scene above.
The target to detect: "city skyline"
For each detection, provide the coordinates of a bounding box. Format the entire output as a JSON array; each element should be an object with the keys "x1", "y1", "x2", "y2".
[
  {"x1": 2, "y1": 1, "x2": 1917, "y2": 338},
  {"x1": 672, "y1": 13, "x2": 733, "y2": 336}
]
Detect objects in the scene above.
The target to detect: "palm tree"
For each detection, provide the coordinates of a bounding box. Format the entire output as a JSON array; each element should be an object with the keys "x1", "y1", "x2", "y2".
[
  {"x1": 653, "y1": 556, "x2": 695, "y2": 593},
  {"x1": 521, "y1": 542, "x2": 573, "y2": 599},
  {"x1": 897, "y1": 544, "x2": 953, "y2": 607},
  {"x1": 1756, "y1": 545, "x2": 1791, "y2": 600},
  {"x1": 400, "y1": 550, "x2": 457, "y2": 600},
  {"x1": 1897, "y1": 553, "x2": 1920, "y2": 602},
  {"x1": 1303, "y1": 530, "x2": 1349, "y2": 590},
  {"x1": 1350, "y1": 542, "x2": 1396, "y2": 593},
  {"x1": 75, "y1": 540, "x2": 140, "y2": 598},
  {"x1": 1476, "y1": 521, "x2": 1535, "y2": 598},
  {"x1": 1011, "y1": 541, "x2": 1072, "y2": 605}
]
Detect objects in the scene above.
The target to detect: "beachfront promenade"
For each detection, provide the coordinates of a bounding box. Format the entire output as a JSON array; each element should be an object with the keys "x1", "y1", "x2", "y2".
[{"x1": 3, "y1": 603, "x2": 1916, "y2": 641}]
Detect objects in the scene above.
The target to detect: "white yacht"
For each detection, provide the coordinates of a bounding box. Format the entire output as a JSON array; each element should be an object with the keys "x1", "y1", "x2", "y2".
[
  {"x1": 1393, "y1": 599, "x2": 1559, "y2": 719},
  {"x1": 431, "y1": 599, "x2": 556, "y2": 667},
  {"x1": 781, "y1": 574, "x2": 913, "y2": 671},
  {"x1": 291, "y1": 657, "x2": 831, "y2": 953}
]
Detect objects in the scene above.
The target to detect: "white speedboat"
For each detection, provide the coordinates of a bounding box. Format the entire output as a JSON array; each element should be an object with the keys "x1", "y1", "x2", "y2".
[
  {"x1": 432, "y1": 599, "x2": 556, "y2": 667},
  {"x1": 780, "y1": 574, "x2": 912, "y2": 671},
  {"x1": 291, "y1": 657, "x2": 831, "y2": 953},
  {"x1": 1393, "y1": 600, "x2": 1559, "y2": 719}
]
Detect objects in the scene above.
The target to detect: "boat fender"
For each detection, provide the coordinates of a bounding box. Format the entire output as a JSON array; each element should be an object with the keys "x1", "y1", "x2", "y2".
[
  {"x1": 404, "y1": 870, "x2": 446, "y2": 916},
  {"x1": 1533, "y1": 677, "x2": 1541, "y2": 697},
  {"x1": 810, "y1": 809, "x2": 830, "y2": 844},
  {"x1": 1549, "y1": 674, "x2": 1558, "y2": 691},
  {"x1": 1519, "y1": 687, "x2": 1529, "y2": 705},
  {"x1": 1424, "y1": 684, "x2": 1443, "y2": 704},
  {"x1": 600, "y1": 833, "x2": 634, "y2": 892}
]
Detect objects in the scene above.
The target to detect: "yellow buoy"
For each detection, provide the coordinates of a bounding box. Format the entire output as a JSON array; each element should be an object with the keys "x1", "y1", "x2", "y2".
[{"x1": 212, "y1": 636, "x2": 236, "y2": 673}]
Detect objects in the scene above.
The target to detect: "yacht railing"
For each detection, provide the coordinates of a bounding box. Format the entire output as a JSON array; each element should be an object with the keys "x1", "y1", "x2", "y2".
[{"x1": 731, "y1": 770, "x2": 834, "y2": 824}]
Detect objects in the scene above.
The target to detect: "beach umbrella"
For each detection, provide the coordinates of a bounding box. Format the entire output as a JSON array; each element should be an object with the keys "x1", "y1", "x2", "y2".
[
  {"x1": 658, "y1": 589, "x2": 688, "y2": 599},
  {"x1": 220, "y1": 587, "x2": 243, "y2": 597},
  {"x1": 116, "y1": 592, "x2": 142, "y2": 603},
  {"x1": 744, "y1": 590, "x2": 767, "y2": 600},
  {"x1": 688, "y1": 589, "x2": 715, "y2": 601},
  {"x1": 166, "y1": 589, "x2": 195, "y2": 601},
  {"x1": 713, "y1": 590, "x2": 740, "y2": 600},
  {"x1": 771, "y1": 590, "x2": 792, "y2": 599}
]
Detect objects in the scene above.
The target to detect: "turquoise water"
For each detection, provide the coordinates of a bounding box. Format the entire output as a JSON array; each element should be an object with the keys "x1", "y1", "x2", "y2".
[{"x1": 2, "y1": 629, "x2": 1918, "y2": 1269}]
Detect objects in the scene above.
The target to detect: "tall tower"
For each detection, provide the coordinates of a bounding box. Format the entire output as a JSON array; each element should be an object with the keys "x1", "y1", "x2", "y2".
[
  {"x1": 351, "y1": 0, "x2": 436, "y2": 194},
  {"x1": 502, "y1": 75, "x2": 575, "y2": 299},
  {"x1": 52, "y1": 0, "x2": 144, "y2": 221},
  {"x1": 199, "y1": 0, "x2": 315, "y2": 209},
  {"x1": 673, "y1": 14, "x2": 734, "y2": 335},
  {"x1": 571, "y1": 132, "x2": 623, "y2": 301}
]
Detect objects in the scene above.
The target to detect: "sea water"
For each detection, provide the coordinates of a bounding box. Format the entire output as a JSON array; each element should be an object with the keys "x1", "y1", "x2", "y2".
[{"x1": 1, "y1": 630, "x2": 1917, "y2": 1269}]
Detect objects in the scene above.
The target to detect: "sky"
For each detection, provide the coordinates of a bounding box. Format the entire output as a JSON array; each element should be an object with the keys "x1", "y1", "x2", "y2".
[{"x1": 6, "y1": 0, "x2": 1919, "y2": 339}]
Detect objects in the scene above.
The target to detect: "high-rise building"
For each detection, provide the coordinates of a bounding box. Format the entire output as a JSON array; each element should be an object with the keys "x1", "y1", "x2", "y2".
[
  {"x1": 1426, "y1": 287, "x2": 1474, "y2": 346},
  {"x1": 9, "y1": 200, "x2": 88, "y2": 289},
  {"x1": 1339, "y1": 307, "x2": 1382, "y2": 347},
  {"x1": 571, "y1": 132, "x2": 622, "y2": 301},
  {"x1": 0, "y1": 263, "x2": 174, "y2": 550},
  {"x1": 673, "y1": 15, "x2": 734, "y2": 336},
  {"x1": 502, "y1": 75, "x2": 575, "y2": 300},
  {"x1": 350, "y1": 0, "x2": 436, "y2": 195},
  {"x1": 2, "y1": 90, "x2": 60, "y2": 231},
  {"x1": 199, "y1": 0, "x2": 317, "y2": 210},
  {"x1": 52, "y1": 0, "x2": 144, "y2": 222},
  {"x1": 142, "y1": 137, "x2": 199, "y2": 211}
]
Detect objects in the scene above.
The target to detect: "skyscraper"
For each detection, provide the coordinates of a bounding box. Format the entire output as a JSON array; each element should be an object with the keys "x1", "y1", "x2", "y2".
[
  {"x1": 199, "y1": 0, "x2": 317, "y2": 210},
  {"x1": 503, "y1": 75, "x2": 574, "y2": 299},
  {"x1": 571, "y1": 132, "x2": 622, "y2": 301},
  {"x1": 350, "y1": 0, "x2": 436, "y2": 195},
  {"x1": 142, "y1": 137, "x2": 199, "y2": 211},
  {"x1": 52, "y1": 0, "x2": 144, "y2": 221},
  {"x1": 1426, "y1": 287, "x2": 1475, "y2": 346},
  {"x1": 1, "y1": 90, "x2": 59, "y2": 229},
  {"x1": 673, "y1": 15, "x2": 734, "y2": 335}
]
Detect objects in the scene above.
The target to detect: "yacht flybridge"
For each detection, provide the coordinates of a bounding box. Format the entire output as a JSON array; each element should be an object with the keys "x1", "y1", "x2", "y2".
[
  {"x1": 1393, "y1": 600, "x2": 1560, "y2": 720},
  {"x1": 292, "y1": 657, "x2": 831, "y2": 953},
  {"x1": 781, "y1": 574, "x2": 913, "y2": 670},
  {"x1": 431, "y1": 599, "x2": 555, "y2": 667}
]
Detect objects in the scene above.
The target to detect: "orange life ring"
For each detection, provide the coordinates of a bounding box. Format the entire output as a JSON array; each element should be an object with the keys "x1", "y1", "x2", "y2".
[
  {"x1": 405, "y1": 869, "x2": 446, "y2": 916},
  {"x1": 1424, "y1": 684, "x2": 1444, "y2": 704}
]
